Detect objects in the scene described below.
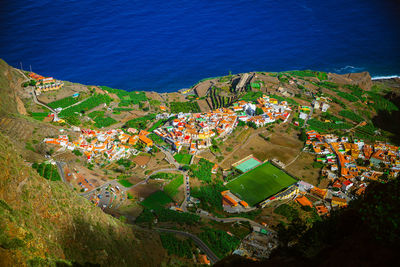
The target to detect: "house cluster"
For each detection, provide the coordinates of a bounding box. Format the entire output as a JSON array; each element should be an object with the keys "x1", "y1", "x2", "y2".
[
  {"x1": 44, "y1": 128, "x2": 153, "y2": 162},
  {"x1": 303, "y1": 130, "x2": 400, "y2": 207},
  {"x1": 29, "y1": 72, "x2": 64, "y2": 93},
  {"x1": 153, "y1": 95, "x2": 291, "y2": 154}
]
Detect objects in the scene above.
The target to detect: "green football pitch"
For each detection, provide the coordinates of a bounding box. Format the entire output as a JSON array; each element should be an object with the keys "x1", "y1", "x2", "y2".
[{"x1": 226, "y1": 162, "x2": 297, "y2": 206}]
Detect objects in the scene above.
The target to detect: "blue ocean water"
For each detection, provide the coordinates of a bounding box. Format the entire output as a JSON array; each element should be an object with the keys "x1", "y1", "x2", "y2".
[{"x1": 1, "y1": 0, "x2": 399, "y2": 92}]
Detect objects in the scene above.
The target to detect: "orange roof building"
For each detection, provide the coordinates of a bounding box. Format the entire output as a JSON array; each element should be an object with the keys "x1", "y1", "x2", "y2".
[
  {"x1": 139, "y1": 135, "x2": 153, "y2": 147},
  {"x1": 198, "y1": 254, "x2": 210, "y2": 265},
  {"x1": 222, "y1": 194, "x2": 238, "y2": 207},
  {"x1": 295, "y1": 195, "x2": 313, "y2": 207},
  {"x1": 240, "y1": 200, "x2": 249, "y2": 208}
]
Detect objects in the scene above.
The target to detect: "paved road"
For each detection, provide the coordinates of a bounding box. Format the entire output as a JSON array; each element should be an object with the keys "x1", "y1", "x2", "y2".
[
  {"x1": 155, "y1": 227, "x2": 220, "y2": 264},
  {"x1": 55, "y1": 161, "x2": 67, "y2": 183},
  {"x1": 302, "y1": 105, "x2": 314, "y2": 129},
  {"x1": 180, "y1": 173, "x2": 190, "y2": 211},
  {"x1": 156, "y1": 144, "x2": 179, "y2": 168}
]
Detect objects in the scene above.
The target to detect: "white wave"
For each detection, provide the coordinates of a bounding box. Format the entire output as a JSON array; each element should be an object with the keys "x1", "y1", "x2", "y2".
[
  {"x1": 334, "y1": 65, "x2": 365, "y2": 73},
  {"x1": 371, "y1": 75, "x2": 400, "y2": 80}
]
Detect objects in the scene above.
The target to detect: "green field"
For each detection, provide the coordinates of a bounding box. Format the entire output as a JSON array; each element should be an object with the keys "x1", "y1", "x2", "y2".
[
  {"x1": 141, "y1": 190, "x2": 173, "y2": 209},
  {"x1": 164, "y1": 175, "x2": 184, "y2": 197},
  {"x1": 226, "y1": 162, "x2": 297, "y2": 206},
  {"x1": 173, "y1": 153, "x2": 192, "y2": 165}
]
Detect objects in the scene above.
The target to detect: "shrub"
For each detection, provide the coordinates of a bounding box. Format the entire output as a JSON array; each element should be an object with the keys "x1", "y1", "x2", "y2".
[
  {"x1": 169, "y1": 102, "x2": 200, "y2": 113},
  {"x1": 190, "y1": 158, "x2": 214, "y2": 182}
]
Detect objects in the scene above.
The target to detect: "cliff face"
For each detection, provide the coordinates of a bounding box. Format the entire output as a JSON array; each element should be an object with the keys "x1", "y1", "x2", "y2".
[{"x1": 328, "y1": 71, "x2": 373, "y2": 91}]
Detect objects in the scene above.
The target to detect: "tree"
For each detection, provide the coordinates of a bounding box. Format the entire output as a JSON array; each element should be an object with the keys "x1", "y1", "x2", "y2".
[
  {"x1": 299, "y1": 129, "x2": 307, "y2": 142},
  {"x1": 247, "y1": 121, "x2": 257, "y2": 129},
  {"x1": 255, "y1": 107, "x2": 264, "y2": 115}
]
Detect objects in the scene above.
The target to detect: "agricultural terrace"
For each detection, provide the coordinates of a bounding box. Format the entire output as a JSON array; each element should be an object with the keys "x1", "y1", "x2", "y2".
[
  {"x1": 125, "y1": 113, "x2": 156, "y2": 130},
  {"x1": 169, "y1": 101, "x2": 200, "y2": 113},
  {"x1": 48, "y1": 96, "x2": 79, "y2": 109},
  {"x1": 30, "y1": 112, "x2": 49, "y2": 121},
  {"x1": 58, "y1": 94, "x2": 113, "y2": 117},
  {"x1": 32, "y1": 163, "x2": 61, "y2": 181},
  {"x1": 140, "y1": 190, "x2": 173, "y2": 209},
  {"x1": 226, "y1": 162, "x2": 297, "y2": 206},
  {"x1": 100, "y1": 86, "x2": 147, "y2": 106},
  {"x1": 88, "y1": 110, "x2": 117, "y2": 128}
]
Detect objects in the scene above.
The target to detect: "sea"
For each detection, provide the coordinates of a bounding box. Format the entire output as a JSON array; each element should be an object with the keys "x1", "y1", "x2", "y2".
[{"x1": 1, "y1": 0, "x2": 399, "y2": 92}]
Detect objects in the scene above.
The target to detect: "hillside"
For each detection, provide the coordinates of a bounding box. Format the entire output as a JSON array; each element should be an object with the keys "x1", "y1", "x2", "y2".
[
  {"x1": 0, "y1": 60, "x2": 165, "y2": 266},
  {"x1": 0, "y1": 132, "x2": 165, "y2": 266},
  {"x1": 191, "y1": 70, "x2": 374, "y2": 111}
]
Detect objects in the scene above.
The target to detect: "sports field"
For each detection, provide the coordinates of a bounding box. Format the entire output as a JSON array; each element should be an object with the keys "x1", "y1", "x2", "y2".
[
  {"x1": 235, "y1": 157, "x2": 262, "y2": 173},
  {"x1": 226, "y1": 162, "x2": 297, "y2": 206}
]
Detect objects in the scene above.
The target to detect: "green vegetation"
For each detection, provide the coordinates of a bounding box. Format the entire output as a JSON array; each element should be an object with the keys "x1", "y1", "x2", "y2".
[
  {"x1": 239, "y1": 91, "x2": 264, "y2": 102},
  {"x1": 285, "y1": 70, "x2": 328, "y2": 80},
  {"x1": 173, "y1": 153, "x2": 192, "y2": 165},
  {"x1": 308, "y1": 118, "x2": 352, "y2": 133},
  {"x1": 337, "y1": 91, "x2": 358, "y2": 102},
  {"x1": 169, "y1": 101, "x2": 200, "y2": 113},
  {"x1": 118, "y1": 178, "x2": 133, "y2": 187},
  {"x1": 136, "y1": 208, "x2": 200, "y2": 225},
  {"x1": 270, "y1": 94, "x2": 298, "y2": 105},
  {"x1": 344, "y1": 84, "x2": 366, "y2": 101},
  {"x1": 29, "y1": 112, "x2": 48, "y2": 121},
  {"x1": 150, "y1": 172, "x2": 182, "y2": 180},
  {"x1": 274, "y1": 204, "x2": 299, "y2": 222},
  {"x1": 226, "y1": 162, "x2": 297, "y2": 206},
  {"x1": 48, "y1": 96, "x2": 79, "y2": 109},
  {"x1": 125, "y1": 113, "x2": 156, "y2": 129},
  {"x1": 148, "y1": 119, "x2": 166, "y2": 132},
  {"x1": 190, "y1": 158, "x2": 214, "y2": 182},
  {"x1": 160, "y1": 233, "x2": 194, "y2": 258},
  {"x1": 140, "y1": 191, "x2": 173, "y2": 209},
  {"x1": 148, "y1": 132, "x2": 166, "y2": 145},
  {"x1": 100, "y1": 86, "x2": 147, "y2": 106},
  {"x1": 88, "y1": 110, "x2": 117, "y2": 128},
  {"x1": 116, "y1": 158, "x2": 133, "y2": 168},
  {"x1": 72, "y1": 149, "x2": 83, "y2": 156},
  {"x1": 312, "y1": 161, "x2": 324, "y2": 168},
  {"x1": 339, "y1": 110, "x2": 364, "y2": 123},
  {"x1": 59, "y1": 94, "x2": 113, "y2": 117},
  {"x1": 367, "y1": 92, "x2": 398, "y2": 113},
  {"x1": 32, "y1": 162, "x2": 61, "y2": 181},
  {"x1": 199, "y1": 228, "x2": 240, "y2": 258},
  {"x1": 191, "y1": 183, "x2": 226, "y2": 212},
  {"x1": 319, "y1": 81, "x2": 339, "y2": 91},
  {"x1": 113, "y1": 107, "x2": 134, "y2": 113},
  {"x1": 164, "y1": 175, "x2": 184, "y2": 197}
]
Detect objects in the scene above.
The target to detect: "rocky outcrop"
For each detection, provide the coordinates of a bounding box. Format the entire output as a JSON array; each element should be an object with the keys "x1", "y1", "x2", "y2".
[{"x1": 329, "y1": 71, "x2": 373, "y2": 91}]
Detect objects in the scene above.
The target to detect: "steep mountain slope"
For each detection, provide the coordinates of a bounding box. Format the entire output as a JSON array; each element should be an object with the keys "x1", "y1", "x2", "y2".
[
  {"x1": 0, "y1": 132, "x2": 165, "y2": 266},
  {"x1": 0, "y1": 59, "x2": 165, "y2": 266}
]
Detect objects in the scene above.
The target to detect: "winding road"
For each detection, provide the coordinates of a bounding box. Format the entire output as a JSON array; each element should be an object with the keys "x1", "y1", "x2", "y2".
[{"x1": 155, "y1": 227, "x2": 220, "y2": 264}]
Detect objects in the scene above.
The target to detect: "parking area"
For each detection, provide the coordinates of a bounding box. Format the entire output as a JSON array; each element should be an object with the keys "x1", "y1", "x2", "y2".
[{"x1": 88, "y1": 184, "x2": 126, "y2": 210}]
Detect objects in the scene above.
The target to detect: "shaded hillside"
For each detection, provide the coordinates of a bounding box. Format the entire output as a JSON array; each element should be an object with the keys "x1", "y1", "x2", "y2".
[
  {"x1": 216, "y1": 179, "x2": 400, "y2": 267},
  {"x1": 0, "y1": 132, "x2": 165, "y2": 266}
]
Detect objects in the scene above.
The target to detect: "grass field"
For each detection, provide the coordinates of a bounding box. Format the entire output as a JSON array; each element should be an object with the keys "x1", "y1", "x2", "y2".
[
  {"x1": 141, "y1": 190, "x2": 173, "y2": 209},
  {"x1": 174, "y1": 153, "x2": 192, "y2": 165},
  {"x1": 118, "y1": 179, "x2": 133, "y2": 187},
  {"x1": 164, "y1": 175, "x2": 183, "y2": 197},
  {"x1": 226, "y1": 162, "x2": 297, "y2": 206}
]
